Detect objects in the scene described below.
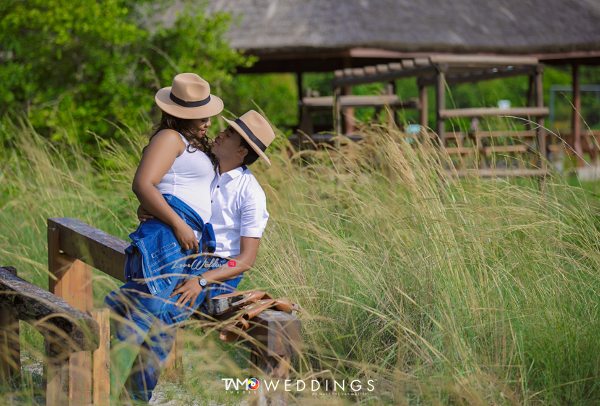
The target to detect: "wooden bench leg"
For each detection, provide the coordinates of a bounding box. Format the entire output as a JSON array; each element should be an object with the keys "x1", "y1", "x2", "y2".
[
  {"x1": 163, "y1": 326, "x2": 183, "y2": 383},
  {"x1": 90, "y1": 309, "x2": 110, "y2": 406},
  {"x1": 0, "y1": 266, "x2": 20, "y2": 384},
  {"x1": 47, "y1": 227, "x2": 93, "y2": 405},
  {"x1": 251, "y1": 353, "x2": 290, "y2": 406},
  {"x1": 46, "y1": 342, "x2": 70, "y2": 406}
]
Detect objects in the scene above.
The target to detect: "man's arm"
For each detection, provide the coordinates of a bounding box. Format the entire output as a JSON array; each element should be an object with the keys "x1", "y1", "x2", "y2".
[
  {"x1": 202, "y1": 237, "x2": 260, "y2": 282},
  {"x1": 169, "y1": 237, "x2": 260, "y2": 307}
]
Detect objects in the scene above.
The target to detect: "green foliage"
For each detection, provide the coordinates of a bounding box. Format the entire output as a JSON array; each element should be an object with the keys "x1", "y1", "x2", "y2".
[
  {"x1": 222, "y1": 73, "x2": 298, "y2": 129},
  {"x1": 0, "y1": 0, "x2": 252, "y2": 150}
]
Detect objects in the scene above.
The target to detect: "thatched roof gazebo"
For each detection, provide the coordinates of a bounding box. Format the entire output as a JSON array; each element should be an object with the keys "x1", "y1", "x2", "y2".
[{"x1": 202, "y1": 0, "x2": 600, "y2": 73}]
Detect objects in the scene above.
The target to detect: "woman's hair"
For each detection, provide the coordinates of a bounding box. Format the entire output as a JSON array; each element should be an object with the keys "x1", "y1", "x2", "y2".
[
  {"x1": 238, "y1": 135, "x2": 260, "y2": 166},
  {"x1": 149, "y1": 111, "x2": 217, "y2": 164}
]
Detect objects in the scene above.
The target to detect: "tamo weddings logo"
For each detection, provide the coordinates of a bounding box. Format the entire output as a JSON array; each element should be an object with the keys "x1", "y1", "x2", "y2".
[{"x1": 222, "y1": 378, "x2": 375, "y2": 396}]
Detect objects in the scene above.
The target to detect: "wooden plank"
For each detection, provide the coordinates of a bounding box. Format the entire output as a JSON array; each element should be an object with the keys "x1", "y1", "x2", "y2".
[
  {"x1": 435, "y1": 69, "x2": 447, "y2": 145},
  {"x1": 419, "y1": 86, "x2": 428, "y2": 128},
  {"x1": 70, "y1": 351, "x2": 92, "y2": 406},
  {"x1": 401, "y1": 59, "x2": 415, "y2": 69},
  {"x1": 251, "y1": 352, "x2": 290, "y2": 406},
  {"x1": 418, "y1": 66, "x2": 537, "y2": 87},
  {"x1": 0, "y1": 266, "x2": 20, "y2": 383},
  {"x1": 352, "y1": 68, "x2": 365, "y2": 77},
  {"x1": 0, "y1": 267, "x2": 99, "y2": 352},
  {"x1": 453, "y1": 169, "x2": 550, "y2": 178},
  {"x1": 429, "y1": 55, "x2": 539, "y2": 66},
  {"x1": 333, "y1": 69, "x2": 343, "y2": 78},
  {"x1": 414, "y1": 57, "x2": 430, "y2": 66},
  {"x1": 388, "y1": 62, "x2": 402, "y2": 71},
  {"x1": 46, "y1": 341, "x2": 70, "y2": 406},
  {"x1": 445, "y1": 147, "x2": 478, "y2": 154},
  {"x1": 90, "y1": 309, "x2": 110, "y2": 406},
  {"x1": 334, "y1": 87, "x2": 342, "y2": 137},
  {"x1": 439, "y1": 107, "x2": 549, "y2": 119},
  {"x1": 302, "y1": 95, "x2": 419, "y2": 109},
  {"x1": 475, "y1": 131, "x2": 537, "y2": 138},
  {"x1": 535, "y1": 66, "x2": 548, "y2": 164},
  {"x1": 48, "y1": 218, "x2": 128, "y2": 282},
  {"x1": 47, "y1": 221, "x2": 96, "y2": 406},
  {"x1": 331, "y1": 64, "x2": 443, "y2": 88},
  {"x1": 246, "y1": 311, "x2": 301, "y2": 357},
  {"x1": 163, "y1": 327, "x2": 184, "y2": 383},
  {"x1": 376, "y1": 64, "x2": 389, "y2": 73},
  {"x1": 364, "y1": 66, "x2": 377, "y2": 75},
  {"x1": 572, "y1": 63, "x2": 583, "y2": 159},
  {"x1": 482, "y1": 145, "x2": 530, "y2": 156}
]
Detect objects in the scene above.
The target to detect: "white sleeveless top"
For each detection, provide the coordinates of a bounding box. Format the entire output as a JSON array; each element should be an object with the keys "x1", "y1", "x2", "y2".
[{"x1": 156, "y1": 133, "x2": 214, "y2": 226}]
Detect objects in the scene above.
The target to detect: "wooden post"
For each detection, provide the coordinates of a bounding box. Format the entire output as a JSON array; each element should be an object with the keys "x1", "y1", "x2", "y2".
[
  {"x1": 47, "y1": 225, "x2": 93, "y2": 406},
  {"x1": 524, "y1": 75, "x2": 535, "y2": 131},
  {"x1": 163, "y1": 326, "x2": 184, "y2": 383},
  {"x1": 572, "y1": 63, "x2": 583, "y2": 163},
  {"x1": 333, "y1": 87, "x2": 342, "y2": 149},
  {"x1": 0, "y1": 266, "x2": 20, "y2": 384},
  {"x1": 343, "y1": 86, "x2": 355, "y2": 135},
  {"x1": 251, "y1": 353, "x2": 290, "y2": 406},
  {"x1": 90, "y1": 309, "x2": 110, "y2": 406},
  {"x1": 419, "y1": 85, "x2": 428, "y2": 131},
  {"x1": 296, "y1": 71, "x2": 303, "y2": 130},
  {"x1": 435, "y1": 64, "x2": 448, "y2": 146},
  {"x1": 535, "y1": 65, "x2": 547, "y2": 168}
]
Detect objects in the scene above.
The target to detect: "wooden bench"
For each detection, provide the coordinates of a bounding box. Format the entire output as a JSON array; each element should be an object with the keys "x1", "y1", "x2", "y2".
[
  {"x1": 42, "y1": 217, "x2": 301, "y2": 404},
  {"x1": 0, "y1": 265, "x2": 108, "y2": 405}
]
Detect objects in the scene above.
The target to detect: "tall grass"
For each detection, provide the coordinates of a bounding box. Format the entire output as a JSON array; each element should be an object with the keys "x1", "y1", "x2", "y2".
[{"x1": 1, "y1": 115, "x2": 600, "y2": 405}]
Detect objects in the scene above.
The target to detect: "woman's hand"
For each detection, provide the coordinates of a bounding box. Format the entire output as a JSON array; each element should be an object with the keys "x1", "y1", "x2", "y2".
[
  {"x1": 173, "y1": 221, "x2": 199, "y2": 253},
  {"x1": 169, "y1": 277, "x2": 203, "y2": 308},
  {"x1": 137, "y1": 205, "x2": 154, "y2": 222}
]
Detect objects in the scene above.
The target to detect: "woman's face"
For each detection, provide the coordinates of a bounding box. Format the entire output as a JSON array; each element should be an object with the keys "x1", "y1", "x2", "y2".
[{"x1": 189, "y1": 117, "x2": 211, "y2": 139}]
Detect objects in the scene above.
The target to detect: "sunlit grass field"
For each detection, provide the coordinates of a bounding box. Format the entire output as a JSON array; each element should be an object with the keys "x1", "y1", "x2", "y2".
[{"x1": 1, "y1": 115, "x2": 600, "y2": 405}]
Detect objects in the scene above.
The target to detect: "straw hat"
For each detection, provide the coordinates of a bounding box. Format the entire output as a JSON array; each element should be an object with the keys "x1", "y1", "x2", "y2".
[
  {"x1": 222, "y1": 110, "x2": 275, "y2": 165},
  {"x1": 155, "y1": 73, "x2": 223, "y2": 119}
]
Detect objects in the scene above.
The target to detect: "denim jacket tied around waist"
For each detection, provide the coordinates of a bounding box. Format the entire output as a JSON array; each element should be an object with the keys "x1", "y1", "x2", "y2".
[{"x1": 124, "y1": 194, "x2": 216, "y2": 295}]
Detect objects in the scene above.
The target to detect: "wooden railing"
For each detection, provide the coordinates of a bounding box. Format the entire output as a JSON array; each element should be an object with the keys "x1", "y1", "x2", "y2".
[
  {"x1": 0, "y1": 265, "x2": 109, "y2": 405},
  {"x1": 37, "y1": 217, "x2": 301, "y2": 405}
]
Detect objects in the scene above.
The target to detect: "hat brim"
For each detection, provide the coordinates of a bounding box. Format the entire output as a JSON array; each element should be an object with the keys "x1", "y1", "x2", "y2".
[
  {"x1": 223, "y1": 117, "x2": 271, "y2": 165},
  {"x1": 155, "y1": 87, "x2": 224, "y2": 119}
]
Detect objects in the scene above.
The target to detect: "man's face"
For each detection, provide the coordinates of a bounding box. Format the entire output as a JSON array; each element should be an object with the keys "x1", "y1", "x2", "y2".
[{"x1": 211, "y1": 126, "x2": 247, "y2": 161}]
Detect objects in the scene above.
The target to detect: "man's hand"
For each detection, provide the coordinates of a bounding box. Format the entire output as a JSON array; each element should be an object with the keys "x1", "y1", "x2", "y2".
[
  {"x1": 169, "y1": 277, "x2": 203, "y2": 308},
  {"x1": 137, "y1": 205, "x2": 154, "y2": 222}
]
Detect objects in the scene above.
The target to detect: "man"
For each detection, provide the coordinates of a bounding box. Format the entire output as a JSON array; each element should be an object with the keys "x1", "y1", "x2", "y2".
[{"x1": 126, "y1": 110, "x2": 275, "y2": 402}]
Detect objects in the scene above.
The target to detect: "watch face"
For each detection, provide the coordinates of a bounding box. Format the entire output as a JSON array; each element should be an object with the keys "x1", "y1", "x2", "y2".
[{"x1": 199, "y1": 278, "x2": 207, "y2": 287}]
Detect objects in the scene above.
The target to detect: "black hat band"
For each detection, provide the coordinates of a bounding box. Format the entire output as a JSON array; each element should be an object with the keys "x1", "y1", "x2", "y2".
[
  {"x1": 235, "y1": 119, "x2": 267, "y2": 152},
  {"x1": 170, "y1": 92, "x2": 211, "y2": 108}
]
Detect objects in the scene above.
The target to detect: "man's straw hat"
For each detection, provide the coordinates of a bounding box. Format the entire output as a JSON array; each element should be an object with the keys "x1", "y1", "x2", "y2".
[
  {"x1": 155, "y1": 73, "x2": 223, "y2": 119},
  {"x1": 222, "y1": 110, "x2": 275, "y2": 165}
]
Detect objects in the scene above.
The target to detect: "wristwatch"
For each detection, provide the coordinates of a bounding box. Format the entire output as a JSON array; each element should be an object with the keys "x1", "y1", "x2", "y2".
[{"x1": 198, "y1": 277, "x2": 207, "y2": 287}]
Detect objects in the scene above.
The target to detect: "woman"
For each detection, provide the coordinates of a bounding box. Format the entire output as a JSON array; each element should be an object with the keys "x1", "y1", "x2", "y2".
[{"x1": 104, "y1": 73, "x2": 222, "y2": 403}]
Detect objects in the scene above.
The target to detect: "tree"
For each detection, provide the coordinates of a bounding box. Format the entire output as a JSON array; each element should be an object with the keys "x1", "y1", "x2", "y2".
[{"x1": 0, "y1": 0, "x2": 252, "y2": 149}]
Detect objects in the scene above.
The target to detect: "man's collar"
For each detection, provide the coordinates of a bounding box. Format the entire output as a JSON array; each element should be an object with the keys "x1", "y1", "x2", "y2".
[{"x1": 217, "y1": 164, "x2": 246, "y2": 179}]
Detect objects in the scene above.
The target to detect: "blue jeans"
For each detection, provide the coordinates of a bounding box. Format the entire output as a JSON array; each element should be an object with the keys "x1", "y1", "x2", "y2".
[{"x1": 104, "y1": 252, "x2": 242, "y2": 402}]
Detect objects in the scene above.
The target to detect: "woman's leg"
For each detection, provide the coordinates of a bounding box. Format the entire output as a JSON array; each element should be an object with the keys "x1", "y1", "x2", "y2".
[
  {"x1": 126, "y1": 271, "x2": 243, "y2": 401},
  {"x1": 104, "y1": 252, "x2": 180, "y2": 403}
]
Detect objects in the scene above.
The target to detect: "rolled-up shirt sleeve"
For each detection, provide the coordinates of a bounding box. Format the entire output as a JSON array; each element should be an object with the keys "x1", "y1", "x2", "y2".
[{"x1": 240, "y1": 188, "x2": 269, "y2": 238}]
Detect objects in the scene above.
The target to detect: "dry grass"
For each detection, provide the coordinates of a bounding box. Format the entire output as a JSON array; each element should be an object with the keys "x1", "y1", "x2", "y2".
[{"x1": 1, "y1": 115, "x2": 600, "y2": 405}]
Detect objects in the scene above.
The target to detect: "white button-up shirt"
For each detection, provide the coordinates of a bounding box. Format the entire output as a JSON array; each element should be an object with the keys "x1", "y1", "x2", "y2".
[{"x1": 209, "y1": 165, "x2": 269, "y2": 258}]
